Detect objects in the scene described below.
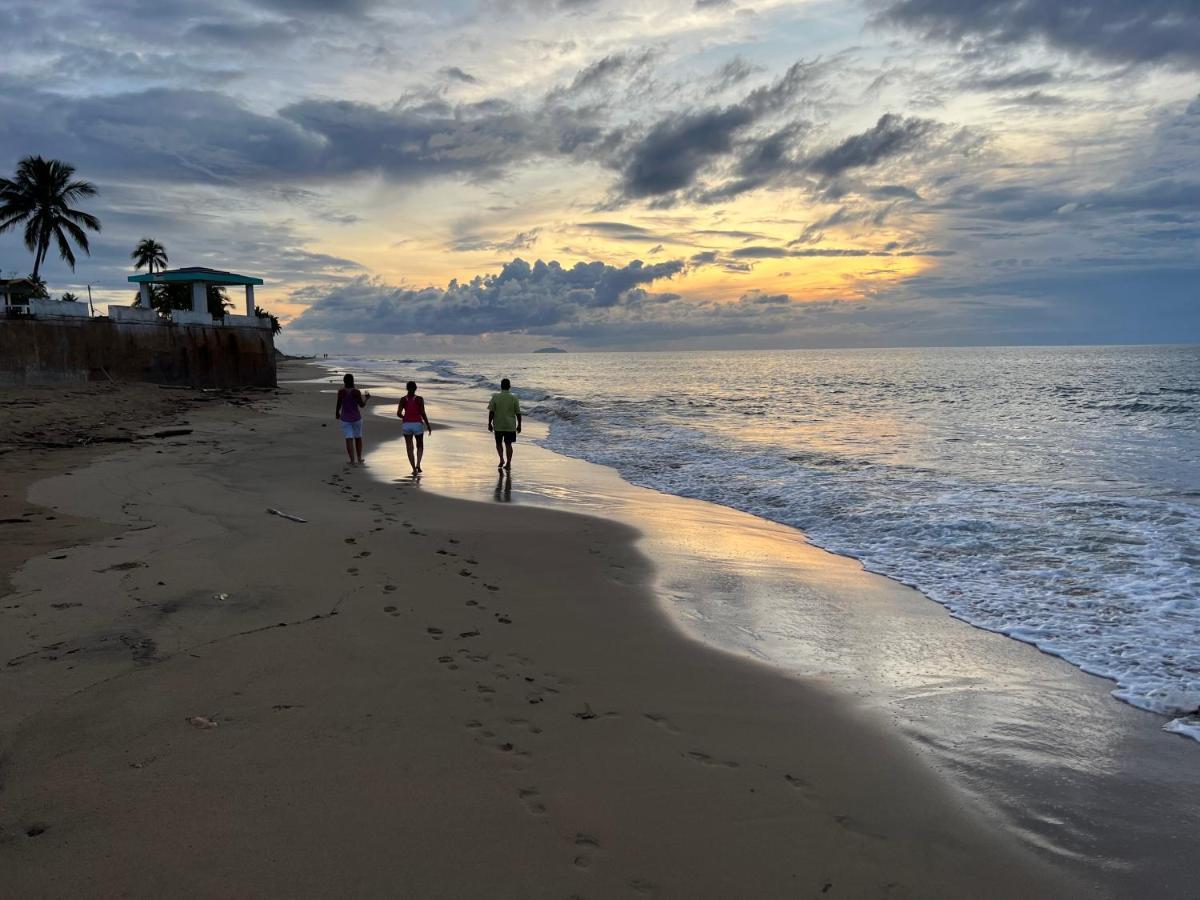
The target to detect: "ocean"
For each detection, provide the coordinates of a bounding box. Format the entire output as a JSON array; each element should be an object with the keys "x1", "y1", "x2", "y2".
[{"x1": 414, "y1": 345, "x2": 1200, "y2": 740}]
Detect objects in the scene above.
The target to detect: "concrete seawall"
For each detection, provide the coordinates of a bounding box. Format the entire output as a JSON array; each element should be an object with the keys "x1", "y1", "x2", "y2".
[{"x1": 0, "y1": 317, "x2": 276, "y2": 387}]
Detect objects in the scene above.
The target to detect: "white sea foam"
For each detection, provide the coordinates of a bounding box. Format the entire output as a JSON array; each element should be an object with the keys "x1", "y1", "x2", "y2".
[{"x1": 422, "y1": 349, "x2": 1200, "y2": 740}]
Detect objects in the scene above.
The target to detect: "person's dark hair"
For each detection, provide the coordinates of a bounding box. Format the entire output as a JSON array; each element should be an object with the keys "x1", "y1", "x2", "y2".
[
  {"x1": 406, "y1": 381, "x2": 417, "y2": 393},
  {"x1": 343, "y1": 373, "x2": 354, "y2": 387},
  {"x1": 501, "y1": 377, "x2": 511, "y2": 390}
]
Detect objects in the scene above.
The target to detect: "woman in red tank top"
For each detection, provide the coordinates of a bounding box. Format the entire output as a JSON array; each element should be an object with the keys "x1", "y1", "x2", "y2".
[{"x1": 397, "y1": 380, "x2": 432, "y2": 475}]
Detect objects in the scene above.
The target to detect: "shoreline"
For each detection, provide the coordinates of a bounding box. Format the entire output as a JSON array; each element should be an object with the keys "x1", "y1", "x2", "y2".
[
  {"x1": 355, "y1": 359, "x2": 1200, "y2": 896},
  {"x1": 1, "y1": 363, "x2": 1080, "y2": 896}
]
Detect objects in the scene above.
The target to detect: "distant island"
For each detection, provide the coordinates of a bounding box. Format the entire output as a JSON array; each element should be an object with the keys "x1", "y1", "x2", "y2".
[{"x1": 534, "y1": 347, "x2": 568, "y2": 353}]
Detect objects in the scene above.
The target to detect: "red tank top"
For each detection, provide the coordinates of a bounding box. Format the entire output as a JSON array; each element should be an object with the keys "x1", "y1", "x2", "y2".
[{"x1": 400, "y1": 395, "x2": 423, "y2": 423}]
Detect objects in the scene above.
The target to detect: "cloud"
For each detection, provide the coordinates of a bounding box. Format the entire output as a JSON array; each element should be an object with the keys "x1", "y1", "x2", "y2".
[
  {"x1": 966, "y1": 68, "x2": 1057, "y2": 91},
  {"x1": 440, "y1": 66, "x2": 479, "y2": 84},
  {"x1": 875, "y1": 0, "x2": 1200, "y2": 69},
  {"x1": 450, "y1": 228, "x2": 541, "y2": 252},
  {"x1": 806, "y1": 113, "x2": 938, "y2": 178},
  {"x1": 290, "y1": 256, "x2": 687, "y2": 336},
  {"x1": 615, "y1": 61, "x2": 820, "y2": 200},
  {"x1": 559, "y1": 49, "x2": 656, "y2": 95}
]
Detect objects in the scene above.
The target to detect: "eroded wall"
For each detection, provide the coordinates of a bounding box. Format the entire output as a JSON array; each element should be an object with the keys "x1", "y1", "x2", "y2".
[{"x1": 0, "y1": 317, "x2": 276, "y2": 387}]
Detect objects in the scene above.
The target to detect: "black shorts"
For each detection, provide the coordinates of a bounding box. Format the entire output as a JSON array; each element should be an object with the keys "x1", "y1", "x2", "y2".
[{"x1": 494, "y1": 430, "x2": 517, "y2": 445}]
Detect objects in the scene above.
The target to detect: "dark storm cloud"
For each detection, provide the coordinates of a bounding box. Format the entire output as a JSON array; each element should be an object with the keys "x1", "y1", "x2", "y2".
[
  {"x1": 616, "y1": 61, "x2": 818, "y2": 200},
  {"x1": 0, "y1": 84, "x2": 322, "y2": 184},
  {"x1": 289, "y1": 256, "x2": 686, "y2": 335},
  {"x1": 286, "y1": 257, "x2": 881, "y2": 346},
  {"x1": 0, "y1": 84, "x2": 584, "y2": 187},
  {"x1": 875, "y1": 0, "x2": 1200, "y2": 69},
  {"x1": 806, "y1": 113, "x2": 938, "y2": 178}
]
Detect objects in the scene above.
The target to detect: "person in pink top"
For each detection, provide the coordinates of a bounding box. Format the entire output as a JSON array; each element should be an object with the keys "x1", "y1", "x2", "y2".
[
  {"x1": 397, "y1": 380, "x2": 432, "y2": 475},
  {"x1": 334, "y1": 373, "x2": 370, "y2": 465}
]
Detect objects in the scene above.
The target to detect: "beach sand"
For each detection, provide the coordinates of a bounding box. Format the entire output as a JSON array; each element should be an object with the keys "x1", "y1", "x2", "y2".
[{"x1": 0, "y1": 363, "x2": 1078, "y2": 898}]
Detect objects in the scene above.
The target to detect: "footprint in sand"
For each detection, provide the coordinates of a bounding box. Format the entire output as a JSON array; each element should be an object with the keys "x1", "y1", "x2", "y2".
[
  {"x1": 384, "y1": 584, "x2": 397, "y2": 592},
  {"x1": 644, "y1": 713, "x2": 679, "y2": 734},
  {"x1": 833, "y1": 814, "x2": 887, "y2": 841},
  {"x1": 517, "y1": 787, "x2": 546, "y2": 815},
  {"x1": 344, "y1": 538, "x2": 356, "y2": 545},
  {"x1": 629, "y1": 878, "x2": 659, "y2": 896},
  {"x1": 573, "y1": 833, "x2": 601, "y2": 869},
  {"x1": 683, "y1": 751, "x2": 738, "y2": 768}
]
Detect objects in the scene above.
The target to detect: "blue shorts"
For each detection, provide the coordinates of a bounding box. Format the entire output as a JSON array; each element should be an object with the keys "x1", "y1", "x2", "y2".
[
  {"x1": 402, "y1": 422, "x2": 425, "y2": 436},
  {"x1": 339, "y1": 419, "x2": 363, "y2": 439}
]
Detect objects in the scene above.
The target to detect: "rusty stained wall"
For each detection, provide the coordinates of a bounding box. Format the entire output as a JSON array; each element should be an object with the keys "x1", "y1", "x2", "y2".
[{"x1": 0, "y1": 317, "x2": 276, "y2": 387}]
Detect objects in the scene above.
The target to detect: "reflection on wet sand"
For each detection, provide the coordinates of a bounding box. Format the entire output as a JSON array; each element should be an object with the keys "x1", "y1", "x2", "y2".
[{"x1": 364, "y1": 377, "x2": 1200, "y2": 896}]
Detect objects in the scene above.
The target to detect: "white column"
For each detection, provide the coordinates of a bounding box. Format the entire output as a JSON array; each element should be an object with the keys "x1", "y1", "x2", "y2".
[
  {"x1": 138, "y1": 283, "x2": 152, "y2": 307},
  {"x1": 245, "y1": 284, "x2": 255, "y2": 317},
  {"x1": 191, "y1": 281, "x2": 207, "y2": 315}
]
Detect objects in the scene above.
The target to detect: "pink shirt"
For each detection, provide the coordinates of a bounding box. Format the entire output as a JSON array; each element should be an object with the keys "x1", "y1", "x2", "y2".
[
  {"x1": 399, "y1": 395, "x2": 424, "y2": 423},
  {"x1": 338, "y1": 388, "x2": 363, "y2": 422}
]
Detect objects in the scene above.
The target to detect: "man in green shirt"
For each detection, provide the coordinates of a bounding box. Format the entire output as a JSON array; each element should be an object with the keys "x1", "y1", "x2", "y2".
[{"x1": 487, "y1": 378, "x2": 522, "y2": 470}]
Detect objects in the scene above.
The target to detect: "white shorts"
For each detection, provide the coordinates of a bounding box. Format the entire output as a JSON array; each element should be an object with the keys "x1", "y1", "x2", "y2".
[
  {"x1": 339, "y1": 419, "x2": 363, "y2": 439},
  {"x1": 402, "y1": 422, "x2": 425, "y2": 436}
]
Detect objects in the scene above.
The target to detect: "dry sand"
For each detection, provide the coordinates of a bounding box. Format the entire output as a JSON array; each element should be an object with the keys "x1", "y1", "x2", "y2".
[{"x1": 0, "y1": 363, "x2": 1079, "y2": 898}]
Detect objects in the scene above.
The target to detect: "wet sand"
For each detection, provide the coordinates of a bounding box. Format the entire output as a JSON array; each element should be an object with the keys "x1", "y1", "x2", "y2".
[
  {"x1": 0, "y1": 363, "x2": 1079, "y2": 897},
  {"x1": 372, "y1": 368, "x2": 1200, "y2": 898}
]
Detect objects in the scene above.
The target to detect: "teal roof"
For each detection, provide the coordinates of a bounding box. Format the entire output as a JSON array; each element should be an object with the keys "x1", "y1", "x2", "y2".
[{"x1": 129, "y1": 266, "x2": 263, "y2": 286}]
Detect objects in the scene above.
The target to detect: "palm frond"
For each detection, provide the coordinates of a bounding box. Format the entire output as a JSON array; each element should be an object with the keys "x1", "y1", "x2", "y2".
[{"x1": 53, "y1": 225, "x2": 79, "y2": 270}]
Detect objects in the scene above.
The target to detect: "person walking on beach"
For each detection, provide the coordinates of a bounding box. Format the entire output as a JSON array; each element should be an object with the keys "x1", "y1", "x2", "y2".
[
  {"x1": 397, "y1": 380, "x2": 432, "y2": 475},
  {"x1": 335, "y1": 373, "x2": 370, "y2": 465},
  {"x1": 488, "y1": 377, "x2": 522, "y2": 470}
]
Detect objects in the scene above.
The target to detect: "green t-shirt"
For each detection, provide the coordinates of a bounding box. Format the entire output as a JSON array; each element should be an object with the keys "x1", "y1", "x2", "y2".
[{"x1": 489, "y1": 390, "x2": 521, "y2": 432}]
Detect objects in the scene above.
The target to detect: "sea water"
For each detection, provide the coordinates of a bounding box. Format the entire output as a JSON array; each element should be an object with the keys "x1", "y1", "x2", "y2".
[{"x1": 410, "y1": 345, "x2": 1200, "y2": 740}]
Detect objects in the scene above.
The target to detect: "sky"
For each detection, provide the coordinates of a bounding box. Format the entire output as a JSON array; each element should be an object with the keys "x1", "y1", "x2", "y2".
[{"x1": 1, "y1": 0, "x2": 1197, "y2": 352}]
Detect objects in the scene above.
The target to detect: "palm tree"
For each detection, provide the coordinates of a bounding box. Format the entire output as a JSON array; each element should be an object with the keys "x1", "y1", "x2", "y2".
[
  {"x1": 0, "y1": 156, "x2": 100, "y2": 278},
  {"x1": 255, "y1": 305, "x2": 283, "y2": 336},
  {"x1": 60, "y1": 291, "x2": 80, "y2": 302},
  {"x1": 131, "y1": 238, "x2": 168, "y2": 275},
  {"x1": 26, "y1": 273, "x2": 48, "y2": 299}
]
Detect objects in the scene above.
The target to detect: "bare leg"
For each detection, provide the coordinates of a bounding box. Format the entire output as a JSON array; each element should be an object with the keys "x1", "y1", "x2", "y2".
[
  {"x1": 415, "y1": 434, "x2": 425, "y2": 471},
  {"x1": 404, "y1": 433, "x2": 416, "y2": 472},
  {"x1": 344, "y1": 438, "x2": 355, "y2": 463},
  {"x1": 495, "y1": 438, "x2": 505, "y2": 467},
  {"x1": 505, "y1": 440, "x2": 514, "y2": 469},
  {"x1": 355, "y1": 437, "x2": 364, "y2": 464}
]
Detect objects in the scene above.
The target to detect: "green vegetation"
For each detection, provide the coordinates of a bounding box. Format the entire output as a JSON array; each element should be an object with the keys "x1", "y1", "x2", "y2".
[
  {"x1": 60, "y1": 291, "x2": 80, "y2": 302},
  {"x1": 131, "y1": 238, "x2": 168, "y2": 275},
  {"x1": 0, "y1": 156, "x2": 100, "y2": 279},
  {"x1": 255, "y1": 305, "x2": 283, "y2": 336}
]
